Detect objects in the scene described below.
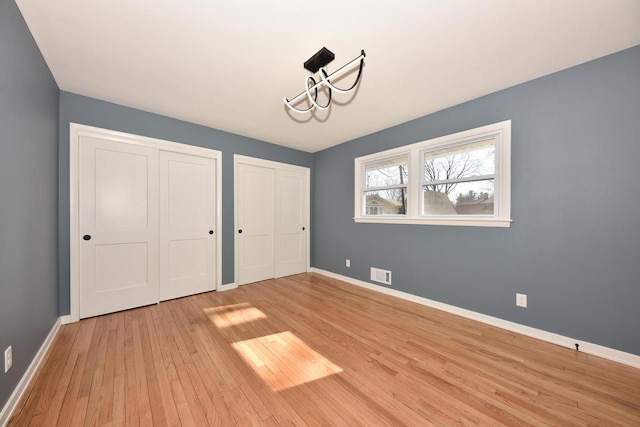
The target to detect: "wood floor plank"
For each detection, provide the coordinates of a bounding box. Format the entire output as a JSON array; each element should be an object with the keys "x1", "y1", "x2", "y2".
[
  {"x1": 78, "y1": 316, "x2": 112, "y2": 426},
  {"x1": 141, "y1": 308, "x2": 181, "y2": 427},
  {"x1": 9, "y1": 273, "x2": 640, "y2": 426},
  {"x1": 160, "y1": 300, "x2": 221, "y2": 426},
  {"x1": 123, "y1": 311, "x2": 141, "y2": 427},
  {"x1": 137, "y1": 307, "x2": 170, "y2": 427}
]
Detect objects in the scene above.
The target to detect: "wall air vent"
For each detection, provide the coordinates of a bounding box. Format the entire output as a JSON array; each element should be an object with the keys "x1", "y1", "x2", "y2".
[{"x1": 370, "y1": 267, "x2": 391, "y2": 286}]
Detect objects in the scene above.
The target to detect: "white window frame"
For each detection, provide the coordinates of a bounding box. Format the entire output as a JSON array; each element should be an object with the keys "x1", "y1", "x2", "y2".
[{"x1": 354, "y1": 120, "x2": 511, "y2": 227}]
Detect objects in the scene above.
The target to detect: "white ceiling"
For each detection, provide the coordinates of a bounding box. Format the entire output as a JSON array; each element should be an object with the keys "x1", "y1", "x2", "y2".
[{"x1": 16, "y1": 0, "x2": 640, "y2": 153}]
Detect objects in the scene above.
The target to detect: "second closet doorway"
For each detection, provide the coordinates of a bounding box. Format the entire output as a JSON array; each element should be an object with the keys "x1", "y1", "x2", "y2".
[{"x1": 234, "y1": 155, "x2": 310, "y2": 285}]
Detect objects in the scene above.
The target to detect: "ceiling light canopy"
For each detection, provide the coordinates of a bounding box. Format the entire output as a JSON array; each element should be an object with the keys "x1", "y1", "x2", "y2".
[{"x1": 284, "y1": 48, "x2": 366, "y2": 114}]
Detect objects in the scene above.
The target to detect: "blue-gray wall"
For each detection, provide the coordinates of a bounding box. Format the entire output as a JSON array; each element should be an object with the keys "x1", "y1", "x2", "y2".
[
  {"x1": 0, "y1": 0, "x2": 60, "y2": 410},
  {"x1": 3, "y1": 4, "x2": 639, "y2": 416},
  {"x1": 58, "y1": 92, "x2": 314, "y2": 314},
  {"x1": 312, "y1": 45, "x2": 640, "y2": 356}
]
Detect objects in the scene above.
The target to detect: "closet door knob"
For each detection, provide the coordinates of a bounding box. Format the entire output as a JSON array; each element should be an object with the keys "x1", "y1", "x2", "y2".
[
  {"x1": 302, "y1": 227, "x2": 305, "y2": 230},
  {"x1": 83, "y1": 234, "x2": 91, "y2": 241},
  {"x1": 238, "y1": 229, "x2": 243, "y2": 234},
  {"x1": 209, "y1": 230, "x2": 214, "y2": 235}
]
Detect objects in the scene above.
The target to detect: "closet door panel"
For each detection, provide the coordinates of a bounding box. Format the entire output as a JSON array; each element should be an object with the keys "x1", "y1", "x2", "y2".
[
  {"x1": 237, "y1": 163, "x2": 275, "y2": 285},
  {"x1": 79, "y1": 137, "x2": 159, "y2": 318},
  {"x1": 275, "y1": 169, "x2": 307, "y2": 278},
  {"x1": 160, "y1": 151, "x2": 216, "y2": 300}
]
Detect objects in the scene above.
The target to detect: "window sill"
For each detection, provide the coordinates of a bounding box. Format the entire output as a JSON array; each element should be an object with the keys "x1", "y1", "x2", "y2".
[{"x1": 353, "y1": 216, "x2": 512, "y2": 227}]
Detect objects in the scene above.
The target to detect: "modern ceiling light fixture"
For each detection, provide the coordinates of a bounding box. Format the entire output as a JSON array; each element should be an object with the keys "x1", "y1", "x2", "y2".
[{"x1": 284, "y1": 47, "x2": 366, "y2": 114}]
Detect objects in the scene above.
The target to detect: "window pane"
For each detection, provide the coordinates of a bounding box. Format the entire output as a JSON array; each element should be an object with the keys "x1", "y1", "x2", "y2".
[
  {"x1": 365, "y1": 157, "x2": 408, "y2": 188},
  {"x1": 364, "y1": 190, "x2": 407, "y2": 215},
  {"x1": 423, "y1": 179, "x2": 494, "y2": 215},
  {"x1": 424, "y1": 139, "x2": 494, "y2": 182}
]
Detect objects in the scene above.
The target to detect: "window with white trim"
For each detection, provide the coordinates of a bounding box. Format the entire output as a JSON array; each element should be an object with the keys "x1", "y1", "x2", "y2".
[{"x1": 354, "y1": 121, "x2": 511, "y2": 227}]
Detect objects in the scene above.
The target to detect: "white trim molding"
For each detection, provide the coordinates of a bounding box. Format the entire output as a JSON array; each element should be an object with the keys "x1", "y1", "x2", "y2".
[
  {"x1": 311, "y1": 268, "x2": 640, "y2": 369},
  {"x1": 0, "y1": 318, "x2": 62, "y2": 427},
  {"x1": 218, "y1": 282, "x2": 238, "y2": 292}
]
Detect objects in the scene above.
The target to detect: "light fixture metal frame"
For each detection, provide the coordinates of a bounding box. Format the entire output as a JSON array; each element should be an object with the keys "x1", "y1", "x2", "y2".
[{"x1": 284, "y1": 49, "x2": 366, "y2": 114}]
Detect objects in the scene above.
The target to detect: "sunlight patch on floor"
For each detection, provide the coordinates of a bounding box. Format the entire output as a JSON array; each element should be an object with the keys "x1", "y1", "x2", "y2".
[
  {"x1": 204, "y1": 303, "x2": 268, "y2": 328},
  {"x1": 232, "y1": 331, "x2": 343, "y2": 391}
]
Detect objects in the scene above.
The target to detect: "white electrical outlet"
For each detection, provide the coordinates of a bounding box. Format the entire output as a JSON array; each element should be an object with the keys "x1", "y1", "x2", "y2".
[
  {"x1": 346, "y1": 259, "x2": 351, "y2": 267},
  {"x1": 4, "y1": 346, "x2": 12, "y2": 373},
  {"x1": 516, "y1": 293, "x2": 527, "y2": 308}
]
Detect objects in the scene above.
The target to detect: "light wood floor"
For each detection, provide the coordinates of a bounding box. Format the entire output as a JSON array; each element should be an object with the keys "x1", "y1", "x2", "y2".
[{"x1": 9, "y1": 273, "x2": 640, "y2": 426}]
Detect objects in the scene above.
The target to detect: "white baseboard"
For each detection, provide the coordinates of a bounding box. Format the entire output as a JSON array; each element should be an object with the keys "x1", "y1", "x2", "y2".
[
  {"x1": 60, "y1": 315, "x2": 72, "y2": 325},
  {"x1": 218, "y1": 282, "x2": 238, "y2": 292},
  {"x1": 0, "y1": 317, "x2": 62, "y2": 427},
  {"x1": 311, "y1": 268, "x2": 640, "y2": 369}
]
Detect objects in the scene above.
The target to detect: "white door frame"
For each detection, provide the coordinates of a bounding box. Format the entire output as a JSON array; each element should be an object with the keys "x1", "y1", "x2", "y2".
[
  {"x1": 233, "y1": 154, "x2": 311, "y2": 286},
  {"x1": 69, "y1": 123, "x2": 222, "y2": 323}
]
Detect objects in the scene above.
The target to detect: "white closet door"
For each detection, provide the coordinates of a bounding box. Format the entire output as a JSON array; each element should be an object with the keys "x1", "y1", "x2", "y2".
[
  {"x1": 79, "y1": 137, "x2": 159, "y2": 318},
  {"x1": 237, "y1": 163, "x2": 275, "y2": 285},
  {"x1": 159, "y1": 151, "x2": 216, "y2": 300},
  {"x1": 275, "y1": 168, "x2": 307, "y2": 278}
]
